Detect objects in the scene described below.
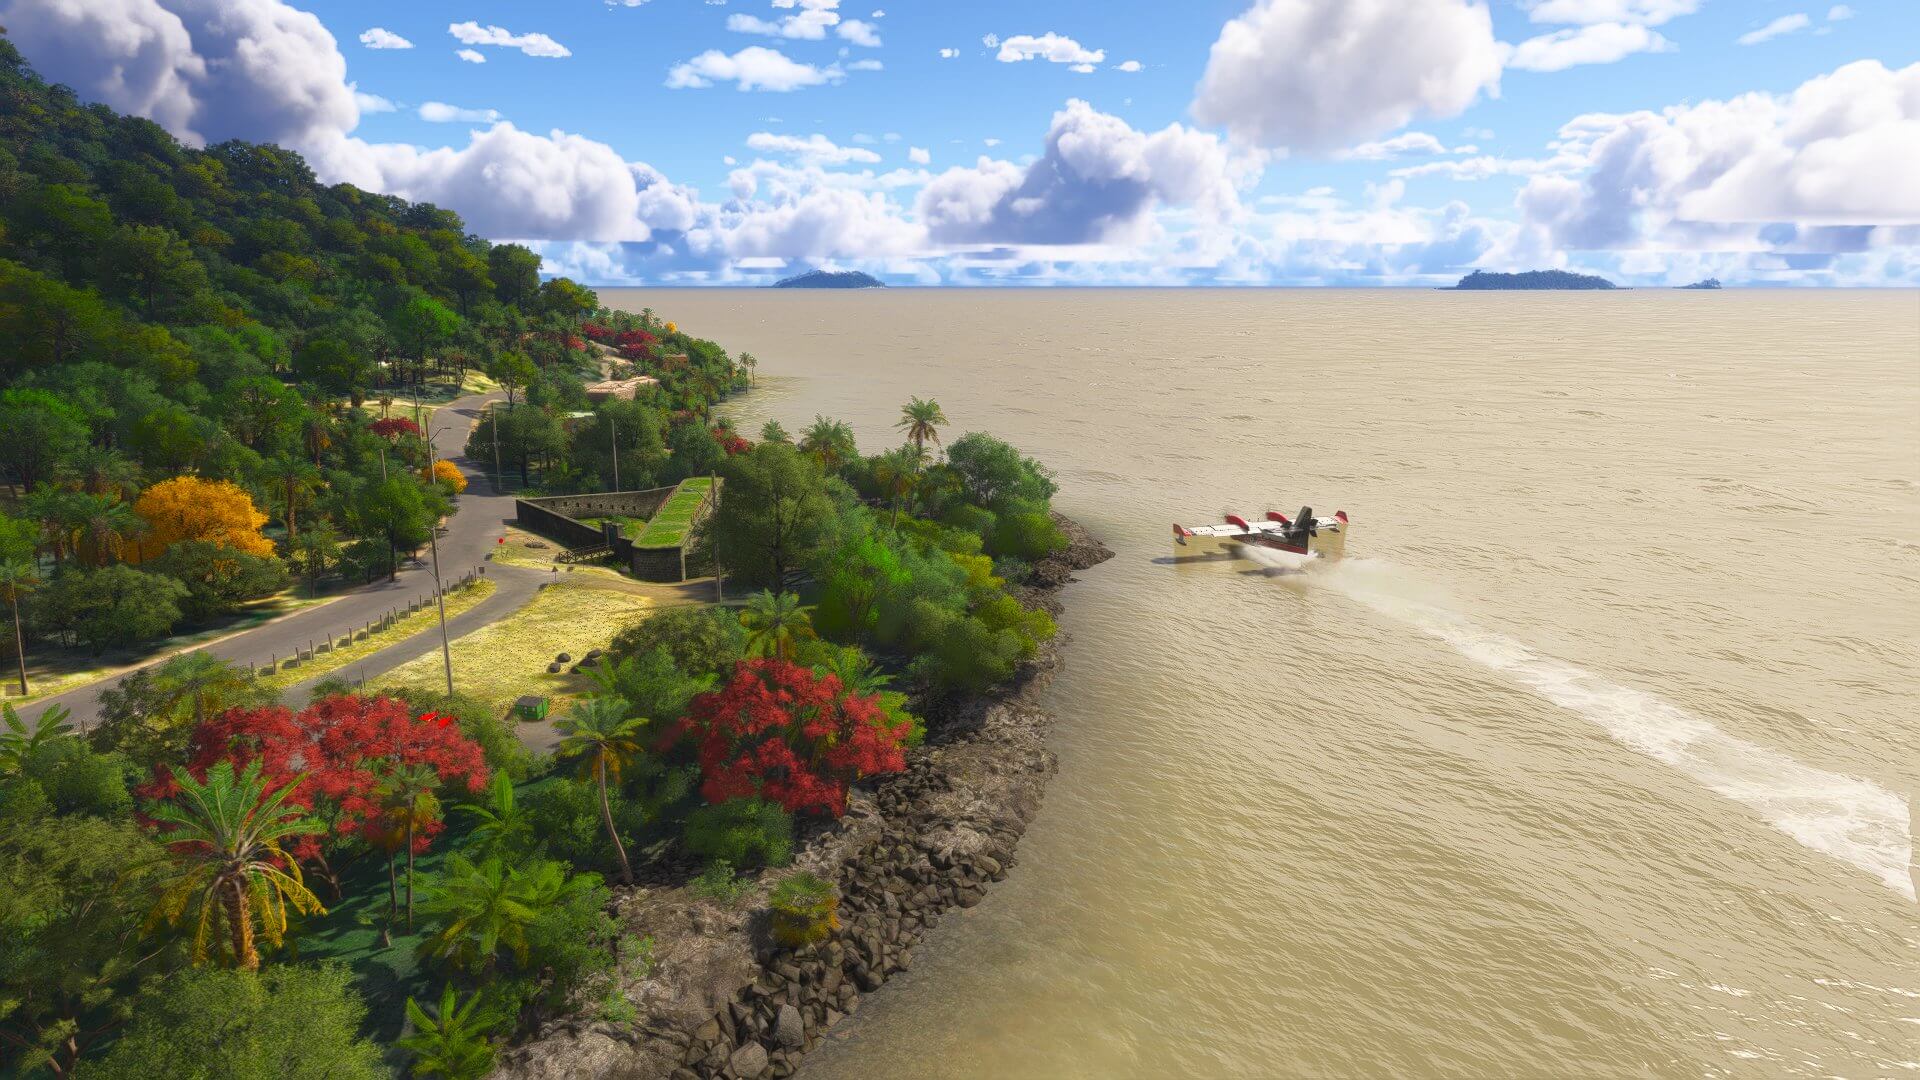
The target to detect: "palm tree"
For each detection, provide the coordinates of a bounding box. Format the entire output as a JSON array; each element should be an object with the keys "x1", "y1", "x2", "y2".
[
  {"x1": 302, "y1": 413, "x2": 334, "y2": 465},
  {"x1": 417, "y1": 855, "x2": 586, "y2": 975},
  {"x1": 153, "y1": 651, "x2": 251, "y2": 730},
  {"x1": 799, "y1": 416, "x2": 857, "y2": 473},
  {"x1": 399, "y1": 985, "x2": 500, "y2": 1080},
  {"x1": 456, "y1": 773, "x2": 531, "y2": 861},
  {"x1": 261, "y1": 455, "x2": 319, "y2": 546},
  {"x1": 816, "y1": 646, "x2": 894, "y2": 696},
  {"x1": 0, "y1": 702, "x2": 72, "y2": 773},
  {"x1": 76, "y1": 494, "x2": 143, "y2": 567},
  {"x1": 740, "y1": 352, "x2": 758, "y2": 386},
  {"x1": 147, "y1": 759, "x2": 326, "y2": 969},
  {"x1": 57, "y1": 446, "x2": 141, "y2": 499},
  {"x1": 376, "y1": 762, "x2": 442, "y2": 931},
  {"x1": 0, "y1": 559, "x2": 39, "y2": 696},
  {"x1": 293, "y1": 520, "x2": 341, "y2": 597},
  {"x1": 759, "y1": 419, "x2": 789, "y2": 443},
  {"x1": 896, "y1": 396, "x2": 949, "y2": 457},
  {"x1": 740, "y1": 590, "x2": 814, "y2": 663},
  {"x1": 553, "y1": 695, "x2": 646, "y2": 885},
  {"x1": 871, "y1": 446, "x2": 922, "y2": 529}
]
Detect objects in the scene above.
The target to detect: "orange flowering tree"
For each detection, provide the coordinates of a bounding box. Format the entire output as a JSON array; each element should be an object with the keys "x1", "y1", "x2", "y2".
[
  {"x1": 423, "y1": 459, "x2": 467, "y2": 494},
  {"x1": 133, "y1": 477, "x2": 274, "y2": 561}
]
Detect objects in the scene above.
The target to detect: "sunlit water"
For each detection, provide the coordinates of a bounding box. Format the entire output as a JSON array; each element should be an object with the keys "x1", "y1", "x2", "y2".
[{"x1": 602, "y1": 288, "x2": 1920, "y2": 1078}]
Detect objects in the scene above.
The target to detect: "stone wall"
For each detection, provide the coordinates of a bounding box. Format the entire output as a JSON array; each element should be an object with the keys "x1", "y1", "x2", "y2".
[{"x1": 515, "y1": 487, "x2": 678, "y2": 552}]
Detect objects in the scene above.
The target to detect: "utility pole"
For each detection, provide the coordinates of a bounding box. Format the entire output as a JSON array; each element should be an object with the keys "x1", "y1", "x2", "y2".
[
  {"x1": 491, "y1": 401, "x2": 502, "y2": 489},
  {"x1": 711, "y1": 471, "x2": 722, "y2": 604},
  {"x1": 610, "y1": 414, "x2": 620, "y2": 491},
  {"x1": 426, "y1": 431, "x2": 456, "y2": 700}
]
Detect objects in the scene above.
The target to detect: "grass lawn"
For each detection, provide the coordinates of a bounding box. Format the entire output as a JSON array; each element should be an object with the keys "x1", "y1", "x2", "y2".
[
  {"x1": 375, "y1": 581, "x2": 653, "y2": 715},
  {"x1": 634, "y1": 476, "x2": 713, "y2": 549},
  {"x1": 253, "y1": 578, "x2": 497, "y2": 694}
]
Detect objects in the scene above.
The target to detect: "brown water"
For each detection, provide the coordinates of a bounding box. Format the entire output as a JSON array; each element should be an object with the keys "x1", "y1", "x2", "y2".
[{"x1": 603, "y1": 288, "x2": 1920, "y2": 1078}]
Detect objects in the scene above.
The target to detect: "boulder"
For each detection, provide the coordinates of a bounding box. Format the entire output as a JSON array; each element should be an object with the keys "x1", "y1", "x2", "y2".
[
  {"x1": 729, "y1": 1041, "x2": 768, "y2": 1078},
  {"x1": 547, "y1": 662, "x2": 562, "y2": 674},
  {"x1": 773, "y1": 1004, "x2": 804, "y2": 1049},
  {"x1": 556, "y1": 652, "x2": 572, "y2": 663}
]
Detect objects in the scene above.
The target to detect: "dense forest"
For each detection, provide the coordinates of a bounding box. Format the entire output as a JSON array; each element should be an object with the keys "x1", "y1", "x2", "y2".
[{"x1": 0, "y1": 33, "x2": 1074, "y2": 1079}]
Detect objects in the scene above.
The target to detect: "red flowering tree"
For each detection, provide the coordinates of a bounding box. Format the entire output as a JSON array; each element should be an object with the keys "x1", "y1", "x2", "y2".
[
  {"x1": 678, "y1": 659, "x2": 909, "y2": 817},
  {"x1": 713, "y1": 428, "x2": 751, "y2": 456},
  {"x1": 142, "y1": 695, "x2": 488, "y2": 899},
  {"x1": 581, "y1": 320, "x2": 612, "y2": 342},
  {"x1": 369, "y1": 417, "x2": 422, "y2": 442},
  {"x1": 613, "y1": 329, "x2": 658, "y2": 363}
]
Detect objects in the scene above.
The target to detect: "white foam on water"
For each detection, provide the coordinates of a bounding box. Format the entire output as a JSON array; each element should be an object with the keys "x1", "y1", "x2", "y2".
[{"x1": 1276, "y1": 554, "x2": 1916, "y2": 902}]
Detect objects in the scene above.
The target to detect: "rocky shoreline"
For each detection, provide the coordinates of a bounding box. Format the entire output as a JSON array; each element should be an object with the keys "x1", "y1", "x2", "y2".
[{"x1": 495, "y1": 514, "x2": 1113, "y2": 1080}]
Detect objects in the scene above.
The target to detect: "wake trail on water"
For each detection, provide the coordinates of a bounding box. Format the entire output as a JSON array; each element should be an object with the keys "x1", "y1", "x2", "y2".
[{"x1": 1252, "y1": 550, "x2": 1915, "y2": 901}]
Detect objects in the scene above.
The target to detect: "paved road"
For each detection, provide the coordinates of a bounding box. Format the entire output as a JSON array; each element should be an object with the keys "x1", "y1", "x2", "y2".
[{"x1": 17, "y1": 392, "x2": 524, "y2": 729}]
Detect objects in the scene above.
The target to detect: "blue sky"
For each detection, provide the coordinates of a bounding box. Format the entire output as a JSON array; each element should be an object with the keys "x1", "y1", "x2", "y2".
[{"x1": 6, "y1": 0, "x2": 1918, "y2": 285}]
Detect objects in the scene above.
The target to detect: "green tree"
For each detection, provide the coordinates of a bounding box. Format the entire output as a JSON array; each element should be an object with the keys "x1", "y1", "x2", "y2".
[
  {"x1": 487, "y1": 350, "x2": 537, "y2": 406},
  {"x1": 151, "y1": 651, "x2": 255, "y2": 730},
  {"x1": 487, "y1": 244, "x2": 542, "y2": 308},
  {"x1": 589, "y1": 648, "x2": 710, "y2": 725},
  {"x1": 416, "y1": 855, "x2": 584, "y2": 976},
  {"x1": 553, "y1": 695, "x2": 646, "y2": 885},
  {"x1": 398, "y1": 985, "x2": 501, "y2": 1080},
  {"x1": 291, "y1": 337, "x2": 373, "y2": 400},
  {"x1": 291, "y1": 520, "x2": 340, "y2": 597},
  {"x1": 374, "y1": 761, "x2": 442, "y2": 932},
  {"x1": 33, "y1": 565, "x2": 188, "y2": 653},
  {"x1": 712, "y1": 441, "x2": 833, "y2": 589},
  {"x1": 0, "y1": 558, "x2": 38, "y2": 695},
  {"x1": 455, "y1": 773, "x2": 532, "y2": 862},
  {"x1": 758, "y1": 419, "x2": 788, "y2": 443},
  {"x1": 388, "y1": 295, "x2": 461, "y2": 392},
  {"x1": 606, "y1": 604, "x2": 746, "y2": 678},
  {"x1": 663, "y1": 421, "x2": 724, "y2": 483},
  {"x1": 75, "y1": 964, "x2": 384, "y2": 1080},
  {"x1": 354, "y1": 477, "x2": 432, "y2": 580},
  {"x1": 0, "y1": 390, "x2": 89, "y2": 493},
  {"x1": 260, "y1": 455, "x2": 319, "y2": 545},
  {"x1": 740, "y1": 590, "x2": 815, "y2": 662},
  {"x1": 146, "y1": 759, "x2": 326, "y2": 970},
  {"x1": 97, "y1": 223, "x2": 208, "y2": 319},
  {"x1": 798, "y1": 416, "x2": 857, "y2": 474},
  {"x1": 0, "y1": 702, "x2": 73, "y2": 775}
]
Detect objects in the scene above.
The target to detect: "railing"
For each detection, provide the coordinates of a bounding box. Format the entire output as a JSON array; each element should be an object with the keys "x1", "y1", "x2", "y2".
[{"x1": 243, "y1": 565, "x2": 490, "y2": 680}]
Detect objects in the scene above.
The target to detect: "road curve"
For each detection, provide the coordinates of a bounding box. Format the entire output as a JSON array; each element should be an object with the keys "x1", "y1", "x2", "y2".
[{"x1": 17, "y1": 391, "x2": 524, "y2": 729}]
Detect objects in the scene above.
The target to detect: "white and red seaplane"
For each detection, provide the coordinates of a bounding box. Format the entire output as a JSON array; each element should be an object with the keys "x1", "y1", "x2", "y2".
[{"x1": 1172, "y1": 507, "x2": 1350, "y2": 562}]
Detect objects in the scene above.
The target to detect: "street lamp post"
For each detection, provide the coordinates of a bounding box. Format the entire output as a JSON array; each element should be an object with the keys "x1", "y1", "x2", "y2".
[{"x1": 426, "y1": 425, "x2": 457, "y2": 699}]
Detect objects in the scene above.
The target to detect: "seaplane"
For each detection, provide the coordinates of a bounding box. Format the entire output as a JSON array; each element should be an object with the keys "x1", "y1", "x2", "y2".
[{"x1": 1172, "y1": 506, "x2": 1350, "y2": 563}]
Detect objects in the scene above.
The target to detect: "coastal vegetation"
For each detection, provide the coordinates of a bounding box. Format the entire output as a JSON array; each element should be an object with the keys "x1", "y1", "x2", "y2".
[
  {"x1": 769, "y1": 269, "x2": 886, "y2": 290},
  {"x1": 0, "y1": 31, "x2": 1079, "y2": 1078},
  {"x1": 1452, "y1": 268, "x2": 1619, "y2": 290}
]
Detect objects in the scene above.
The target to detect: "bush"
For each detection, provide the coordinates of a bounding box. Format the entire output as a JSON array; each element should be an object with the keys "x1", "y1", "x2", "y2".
[
  {"x1": 33, "y1": 564, "x2": 188, "y2": 652},
  {"x1": 4, "y1": 739, "x2": 133, "y2": 819},
  {"x1": 607, "y1": 604, "x2": 745, "y2": 679},
  {"x1": 690, "y1": 859, "x2": 753, "y2": 904},
  {"x1": 680, "y1": 798, "x2": 793, "y2": 870},
  {"x1": 767, "y1": 872, "x2": 838, "y2": 949},
  {"x1": 520, "y1": 777, "x2": 653, "y2": 873},
  {"x1": 149, "y1": 540, "x2": 291, "y2": 621}
]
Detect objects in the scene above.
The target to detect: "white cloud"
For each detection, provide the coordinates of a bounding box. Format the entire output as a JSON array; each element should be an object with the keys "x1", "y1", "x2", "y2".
[
  {"x1": 1116, "y1": 60, "x2": 1143, "y2": 73},
  {"x1": 666, "y1": 47, "x2": 843, "y2": 91},
  {"x1": 354, "y1": 90, "x2": 399, "y2": 113},
  {"x1": 359, "y1": 27, "x2": 412, "y2": 49},
  {"x1": 1520, "y1": 0, "x2": 1698, "y2": 26},
  {"x1": 1827, "y1": 5, "x2": 1854, "y2": 20},
  {"x1": 909, "y1": 146, "x2": 931, "y2": 165},
  {"x1": 1508, "y1": 22, "x2": 1672, "y2": 72},
  {"x1": 1192, "y1": 0, "x2": 1503, "y2": 153},
  {"x1": 938, "y1": 47, "x2": 959, "y2": 59},
  {"x1": 872, "y1": 8, "x2": 885, "y2": 16},
  {"x1": 418, "y1": 101, "x2": 503, "y2": 124},
  {"x1": 983, "y1": 138, "x2": 1001, "y2": 147},
  {"x1": 1737, "y1": 14, "x2": 1810, "y2": 46},
  {"x1": 847, "y1": 59, "x2": 883, "y2": 71},
  {"x1": 838, "y1": 19, "x2": 882, "y2": 47},
  {"x1": 730, "y1": 0, "x2": 843, "y2": 40},
  {"x1": 995, "y1": 32, "x2": 1104, "y2": 66},
  {"x1": 447, "y1": 21, "x2": 571, "y2": 58},
  {"x1": 456, "y1": 49, "x2": 485, "y2": 64},
  {"x1": 1342, "y1": 131, "x2": 1450, "y2": 159},
  {"x1": 982, "y1": 33, "x2": 1000, "y2": 48},
  {"x1": 2, "y1": 0, "x2": 358, "y2": 150},
  {"x1": 746, "y1": 131, "x2": 881, "y2": 164},
  {"x1": 1517, "y1": 60, "x2": 1920, "y2": 260}
]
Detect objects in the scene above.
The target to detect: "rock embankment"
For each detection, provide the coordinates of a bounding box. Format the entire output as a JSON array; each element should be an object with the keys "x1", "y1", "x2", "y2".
[{"x1": 495, "y1": 513, "x2": 1111, "y2": 1080}]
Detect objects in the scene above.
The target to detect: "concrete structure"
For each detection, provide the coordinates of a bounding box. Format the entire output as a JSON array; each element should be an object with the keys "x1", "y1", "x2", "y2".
[
  {"x1": 584, "y1": 375, "x2": 661, "y2": 402},
  {"x1": 514, "y1": 479, "x2": 717, "y2": 582}
]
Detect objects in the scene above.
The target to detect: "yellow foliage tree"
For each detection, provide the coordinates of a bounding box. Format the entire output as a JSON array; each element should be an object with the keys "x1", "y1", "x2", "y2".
[
  {"x1": 663, "y1": 321, "x2": 677, "y2": 335},
  {"x1": 423, "y1": 459, "x2": 468, "y2": 494},
  {"x1": 133, "y1": 477, "x2": 275, "y2": 562}
]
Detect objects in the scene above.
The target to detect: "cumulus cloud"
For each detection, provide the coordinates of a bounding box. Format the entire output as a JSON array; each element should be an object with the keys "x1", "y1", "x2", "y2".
[
  {"x1": 729, "y1": 0, "x2": 842, "y2": 40},
  {"x1": 1192, "y1": 0, "x2": 1503, "y2": 153},
  {"x1": 909, "y1": 146, "x2": 931, "y2": 165},
  {"x1": 746, "y1": 132, "x2": 881, "y2": 164},
  {"x1": 358, "y1": 27, "x2": 412, "y2": 49},
  {"x1": 447, "y1": 22, "x2": 571, "y2": 58},
  {"x1": 2, "y1": 0, "x2": 358, "y2": 150},
  {"x1": 1518, "y1": 60, "x2": 1920, "y2": 259},
  {"x1": 938, "y1": 47, "x2": 959, "y2": 58},
  {"x1": 1520, "y1": 0, "x2": 1698, "y2": 25},
  {"x1": 1827, "y1": 5, "x2": 1854, "y2": 20},
  {"x1": 838, "y1": 20, "x2": 882, "y2": 47},
  {"x1": 354, "y1": 90, "x2": 399, "y2": 113},
  {"x1": 667, "y1": 47, "x2": 843, "y2": 91},
  {"x1": 1116, "y1": 60, "x2": 1143, "y2": 73},
  {"x1": 418, "y1": 102, "x2": 503, "y2": 124},
  {"x1": 1342, "y1": 131, "x2": 1451, "y2": 159},
  {"x1": 456, "y1": 49, "x2": 485, "y2": 64},
  {"x1": 1507, "y1": 22, "x2": 1672, "y2": 71},
  {"x1": 1737, "y1": 14, "x2": 1809, "y2": 46},
  {"x1": 918, "y1": 98, "x2": 1250, "y2": 246},
  {"x1": 995, "y1": 33, "x2": 1104, "y2": 66}
]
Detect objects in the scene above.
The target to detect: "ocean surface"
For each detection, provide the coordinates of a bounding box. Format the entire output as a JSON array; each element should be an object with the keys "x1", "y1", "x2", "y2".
[{"x1": 601, "y1": 288, "x2": 1920, "y2": 1078}]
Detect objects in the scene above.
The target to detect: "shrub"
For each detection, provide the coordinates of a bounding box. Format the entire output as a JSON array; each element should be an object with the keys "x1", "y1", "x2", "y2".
[
  {"x1": 607, "y1": 605, "x2": 745, "y2": 679},
  {"x1": 690, "y1": 859, "x2": 753, "y2": 904},
  {"x1": 519, "y1": 776, "x2": 653, "y2": 873},
  {"x1": 149, "y1": 540, "x2": 291, "y2": 621},
  {"x1": 681, "y1": 798, "x2": 793, "y2": 870},
  {"x1": 767, "y1": 872, "x2": 838, "y2": 948},
  {"x1": 33, "y1": 564, "x2": 188, "y2": 652}
]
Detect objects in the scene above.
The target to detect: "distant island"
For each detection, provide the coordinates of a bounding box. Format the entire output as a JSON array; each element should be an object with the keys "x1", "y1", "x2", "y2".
[
  {"x1": 1678, "y1": 278, "x2": 1723, "y2": 290},
  {"x1": 771, "y1": 268, "x2": 886, "y2": 289},
  {"x1": 1452, "y1": 269, "x2": 1618, "y2": 290}
]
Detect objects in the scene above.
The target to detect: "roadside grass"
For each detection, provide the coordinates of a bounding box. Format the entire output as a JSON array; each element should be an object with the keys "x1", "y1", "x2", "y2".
[
  {"x1": 4, "y1": 590, "x2": 339, "y2": 704},
  {"x1": 635, "y1": 477, "x2": 713, "y2": 549},
  {"x1": 375, "y1": 581, "x2": 652, "y2": 715},
  {"x1": 253, "y1": 578, "x2": 497, "y2": 694}
]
